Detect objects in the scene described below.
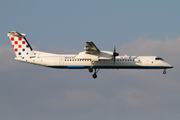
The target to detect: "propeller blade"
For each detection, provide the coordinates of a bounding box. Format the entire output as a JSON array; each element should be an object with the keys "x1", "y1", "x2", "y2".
[
  {"x1": 113, "y1": 45, "x2": 119, "y2": 64},
  {"x1": 113, "y1": 56, "x2": 115, "y2": 64}
]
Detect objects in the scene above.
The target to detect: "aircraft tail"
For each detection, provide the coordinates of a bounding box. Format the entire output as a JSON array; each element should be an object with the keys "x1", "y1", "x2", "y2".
[{"x1": 7, "y1": 31, "x2": 34, "y2": 58}]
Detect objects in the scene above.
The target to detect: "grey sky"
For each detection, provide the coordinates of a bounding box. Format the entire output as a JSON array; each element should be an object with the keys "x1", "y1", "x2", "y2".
[
  {"x1": 0, "y1": 37, "x2": 179, "y2": 120},
  {"x1": 0, "y1": 0, "x2": 180, "y2": 120}
]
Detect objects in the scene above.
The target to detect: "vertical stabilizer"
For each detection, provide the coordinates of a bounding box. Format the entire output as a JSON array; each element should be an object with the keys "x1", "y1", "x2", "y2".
[{"x1": 7, "y1": 31, "x2": 34, "y2": 58}]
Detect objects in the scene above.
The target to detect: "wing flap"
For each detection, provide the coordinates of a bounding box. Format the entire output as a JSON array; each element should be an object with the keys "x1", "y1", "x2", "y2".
[
  {"x1": 75, "y1": 41, "x2": 113, "y2": 61},
  {"x1": 85, "y1": 41, "x2": 100, "y2": 54},
  {"x1": 75, "y1": 51, "x2": 113, "y2": 61}
]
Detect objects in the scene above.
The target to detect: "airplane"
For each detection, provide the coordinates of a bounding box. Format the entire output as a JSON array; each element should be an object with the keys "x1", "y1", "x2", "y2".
[{"x1": 7, "y1": 31, "x2": 173, "y2": 79}]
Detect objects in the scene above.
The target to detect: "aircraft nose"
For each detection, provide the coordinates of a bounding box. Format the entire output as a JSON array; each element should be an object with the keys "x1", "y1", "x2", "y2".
[{"x1": 167, "y1": 63, "x2": 173, "y2": 68}]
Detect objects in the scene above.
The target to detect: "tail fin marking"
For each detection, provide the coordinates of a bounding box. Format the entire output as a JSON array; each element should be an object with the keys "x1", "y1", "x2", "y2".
[{"x1": 8, "y1": 31, "x2": 34, "y2": 57}]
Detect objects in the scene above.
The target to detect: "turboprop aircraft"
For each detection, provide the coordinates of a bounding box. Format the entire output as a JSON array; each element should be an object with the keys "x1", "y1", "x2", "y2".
[{"x1": 7, "y1": 31, "x2": 173, "y2": 79}]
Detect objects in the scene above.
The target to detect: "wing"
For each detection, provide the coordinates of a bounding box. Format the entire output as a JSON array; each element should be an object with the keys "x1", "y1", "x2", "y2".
[
  {"x1": 75, "y1": 41, "x2": 112, "y2": 61},
  {"x1": 85, "y1": 41, "x2": 100, "y2": 54}
]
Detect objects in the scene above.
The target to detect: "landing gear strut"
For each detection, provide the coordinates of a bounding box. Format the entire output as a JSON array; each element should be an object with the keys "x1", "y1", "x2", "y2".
[
  {"x1": 163, "y1": 69, "x2": 166, "y2": 74},
  {"x1": 92, "y1": 69, "x2": 100, "y2": 79},
  {"x1": 89, "y1": 61, "x2": 100, "y2": 79}
]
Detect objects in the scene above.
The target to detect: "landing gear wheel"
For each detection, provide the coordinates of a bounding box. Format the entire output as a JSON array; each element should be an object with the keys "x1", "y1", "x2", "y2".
[
  {"x1": 90, "y1": 69, "x2": 99, "y2": 79},
  {"x1": 163, "y1": 69, "x2": 166, "y2": 74},
  {"x1": 89, "y1": 68, "x2": 93, "y2": 73},
  {"x1": 92, "y1": 73, "x2": 97, "y2": 79}
]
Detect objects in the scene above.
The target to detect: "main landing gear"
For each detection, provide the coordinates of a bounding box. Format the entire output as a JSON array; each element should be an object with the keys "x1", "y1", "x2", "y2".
[
  {"x1": 163, "y1": 69, "x2": 166, "y2": 74},
  {"x1": 88, "y1": 68, "x2": 100, "y2": 79},
  {"x1": 89, "y1": 68, "x2": 93, "y2": 73}
]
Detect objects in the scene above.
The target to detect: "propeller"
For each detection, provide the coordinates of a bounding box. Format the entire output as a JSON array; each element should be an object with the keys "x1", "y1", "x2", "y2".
[{"x1": 113, "y1": 46, "x2": 119, "y2": 64}]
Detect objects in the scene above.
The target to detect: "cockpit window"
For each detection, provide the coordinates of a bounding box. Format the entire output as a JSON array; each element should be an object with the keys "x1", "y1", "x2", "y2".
[{"x1": 155, "y1": 57, "x2": 164, "y2": 61}]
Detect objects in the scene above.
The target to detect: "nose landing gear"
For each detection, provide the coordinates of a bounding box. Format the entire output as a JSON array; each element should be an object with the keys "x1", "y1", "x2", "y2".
[{"x1": 163, "y1": 69, "x2": 166, "y2": 74}]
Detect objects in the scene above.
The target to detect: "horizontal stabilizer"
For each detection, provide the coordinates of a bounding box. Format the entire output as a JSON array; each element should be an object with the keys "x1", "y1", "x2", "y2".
[{"x1": 8, "y1": 31, "x2": 26, "y2": 37}]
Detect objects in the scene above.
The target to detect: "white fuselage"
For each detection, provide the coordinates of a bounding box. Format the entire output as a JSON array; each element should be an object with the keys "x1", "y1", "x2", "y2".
[
  {"x1": 7, "y1": 31, "x2": 173, "y2": 78},
  {"x1": 15, "y1": 50, "x2": 173, "y2": 70}
]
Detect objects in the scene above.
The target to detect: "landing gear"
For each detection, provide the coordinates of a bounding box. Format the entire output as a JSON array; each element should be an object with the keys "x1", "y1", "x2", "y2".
[
  {"x1": 89, "y1": 68, "x2": 93, "y2": 73},
  {"x1": 92, "y1": 69, "x2": 100, "y2": 79},
  {"x1": 92, "y1": 73, "x2": 97, "y2": 79},
  {"x1": 163, "y1": 69, "x2": 166, "y2": 74},
  {"x1": 89, "y1": 61, "x2": 100, "y2": 79}
]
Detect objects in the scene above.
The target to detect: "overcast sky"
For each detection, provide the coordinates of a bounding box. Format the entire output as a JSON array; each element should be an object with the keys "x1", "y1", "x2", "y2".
[{"x1": 0, "y1": 0, "x2": 180, "y2": 120}]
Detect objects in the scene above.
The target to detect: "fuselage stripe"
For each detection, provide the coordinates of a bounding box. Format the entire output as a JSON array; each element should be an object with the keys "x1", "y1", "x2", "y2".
[{"x1": 47, "y1": 66, "x2": 173, "y2": 69}]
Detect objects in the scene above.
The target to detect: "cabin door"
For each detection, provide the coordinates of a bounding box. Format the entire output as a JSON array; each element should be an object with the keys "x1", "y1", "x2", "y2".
[{"x1": 59, "y1": 58, "x2": 64, "y2": 65}]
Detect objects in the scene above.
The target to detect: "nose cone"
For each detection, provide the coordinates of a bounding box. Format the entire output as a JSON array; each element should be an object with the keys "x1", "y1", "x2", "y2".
[
  {"x1": 165, "y1": 62, "x2": 173, "y2": 69},
  {"x1": 169, "y1": 65, "x2": 173, "y2": 68}
]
